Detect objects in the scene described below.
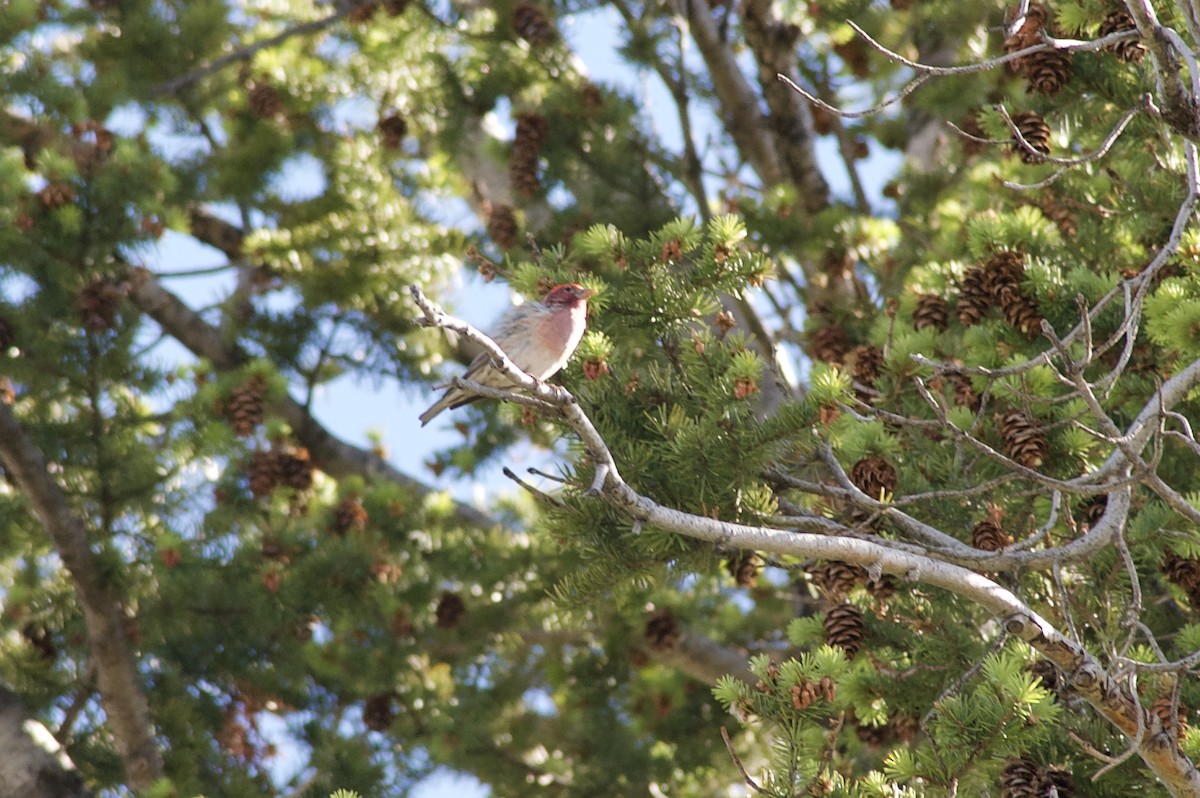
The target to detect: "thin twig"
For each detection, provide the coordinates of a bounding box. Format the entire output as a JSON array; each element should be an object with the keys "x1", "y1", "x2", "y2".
[{"x1": 720, "y1": 726, "x2": 772, "y2": 797}]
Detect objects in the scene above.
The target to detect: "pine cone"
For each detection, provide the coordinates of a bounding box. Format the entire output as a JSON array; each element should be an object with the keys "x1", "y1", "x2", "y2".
[
  {"x1": 512, "y1": 0, "x2": 555, "y2": 46},
  {"x1": 1037, "y1": 195, "x2": 1078, "y2": 237},
  {"x1": 1004, "y1": 3, "x2": 1048, "y2": 74},
  {"x1": 1074, "y1": 495, "x2": 1107, "y2": 531},
  {"x1": 972, "y1": 519, "x2": 1012, "y2": 551},
  {"x1": 913, "y1": 294, "x2": 949, "y2": 331},
  {"x1": 248, "y1": 81, "x2": 285, "y2": 119},
  {"x1": 958, "y1": 112, "x2": 988, "y2": 158},
  {"x1": 952, "y1": 374, "x2": 980, "y2": 411},
  {"x1": 347, "y1": 0, "x2": 379, "y2": 22},
  {"x1": 514, "y1": 112, "x2": 550, "y2": 149},
  {"x1": 726, "y1": 552, "x2": 764, "y2": 587},
  {"x1": 855, "y1": 722, "x2": 889, "y2": 746},
  {"x1": 332, "y1": 497, "x2": 369, "y2": 535},
  {"x1": 999, "y1": 285, "x2": 1044, "y2": 338},
  {"x1": 247, "y1": 449, "x2": 285, "y2": 498},
  {"x1": 487, "y1": 203, "x2": 519, "y2": 250},
  {"x1": 808, "y1": 324, "x2": 852, "y2": 364},
  {"x1": 224, "y1": 375, "x2": 267, "y2": 437},
  {"x1": 378, "y1": 113, "x2": 407, "y2": 149},
  {"x1": 278, "y1": 447, "x2": 314, "y2": 492},
  {"x1": 509, "y1": 149, "x2": 541, "y2": 196},
  {"x1": 892, "y1": 714, "x2": 920, "y2": 742},
  {"x1": 867, "y1": 573, "x2": 897, "y2": 602},
  {"x1": 1027, "y1": 659, "x2": 1060, "y2": 694},
  {"x1": 1011, "y1": 111, "x2": 1051, "y2": 163},
  {"x1": 37, "y1": 181, "x2": 75, "y2": 209},
  {"x1": 1000, "y1": 755, "x2": 1041, "y2": 798},
  {"x1": 77, "y1": 277, "x2": 128, "y2": 332},
  {"x1": 998, "y1": 411, "x2": 1047, "y2": 469},
  {"x1": 850, "y1": 456, "x2": 897, "y2": 500},
  {"x1": 435, "y1": 591, "x2": 467, "y2": 629},
  {"x1": 810, "y1": 561, "x2": 866, "y2": 600},
  {"x1": 832, "y1": 38, "x2": 871, "y2": 78},
  {"x1": 986, "y1": 250, "x2": 1026, "y2": 292},
  {"x1": 956, "y1": 267, "x2": 993, "y2": 326},
  {"x1": 1152, "y1": 696, "x2": 1188, "y2": 735},
  {"x1": 823, "y1": 603, "x2": 866, "y2": 659},
  {"x1": 1099, "y1": 9, "x2": 1145, "y2": 64},
  {"x1": 1037, "y1": 765, "x2": 1075, "y2": 798},
  {"x1": 1024, "y1": 45, "x2": 1072, "y2": 95},
  {"x1": 850, "y1": 344, "x2": 884, "y2": 385},
  {"x1": 1162, "y1": 552, "x2": 1200, "y2": 591},
  {"x1": 362, "y1": 693, "x2": 396, "y2": 731},
  {"x1": 644, "y1": 608, "x2": 681, "y2": 651},
  {"x1": 383, "y1": 0, "x2": 410, "y2": 16}
]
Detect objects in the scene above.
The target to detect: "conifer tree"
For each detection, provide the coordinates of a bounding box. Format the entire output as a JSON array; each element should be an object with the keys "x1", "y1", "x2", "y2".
[{"x1": 6, "y1": 1, "x2": 1200, "y2": 796}]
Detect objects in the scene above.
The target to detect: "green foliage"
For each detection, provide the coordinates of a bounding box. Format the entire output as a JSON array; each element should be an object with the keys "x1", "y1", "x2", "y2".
[{"x1": 5, "y1": 0, "x2": 1200, "y2": 796}]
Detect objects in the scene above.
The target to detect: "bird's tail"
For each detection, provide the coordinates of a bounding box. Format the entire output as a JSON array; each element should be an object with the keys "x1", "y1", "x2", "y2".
[{"x1": 419, "y1": 388, "x2": 479, "y2": 426}]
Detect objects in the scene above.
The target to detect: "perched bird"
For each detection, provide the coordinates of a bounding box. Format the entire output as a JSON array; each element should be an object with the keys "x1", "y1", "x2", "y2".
[{"x1": 419, "y1": 283, "x2": 594, "y2": 426}]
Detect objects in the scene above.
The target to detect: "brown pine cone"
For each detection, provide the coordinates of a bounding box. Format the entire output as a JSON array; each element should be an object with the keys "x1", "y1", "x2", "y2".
[
  {"x1": 1010, "y1": 111, "x2": 1051, "y2": 163},
  {"x1": 1099, "y1": 9, "x2": 1145, "y2": 64},
  {"x1": 1027, "y1": 659, "x2": 1060, "y2": 694},
  {"x1": 850, "y1": 456, "x2": 897, "y2": 500},
  {"x1": 972, "y1": 519, "x2": 1013, "y2": 551},
  {"x1": 726, "y1": 552, "x2": 764, "y2": 587},
  {"x1": 809, "y1": 560, "x2": 866, "y2": 600},
  {"x1": 37, "y1": 181, "x2": 76, "y2": 209},
  {"x1": 952, "y1": 374, "x2": 980, "y2": 411},
  {"x1": 378, "y1": 113, "x2": 407, "y2": 149},
  {"x1": 77, "y1": 277, "x2": 128, "y2": 332},
  {"x1": 224, "y1": 375, "x2": 267, "y2": 437},
  {"x1": 332, "y1": 497, "x2": 369, "y2": 535},
  {"x1": 644, "y1": 608, "x2": 681, "y2": 651},
  {"x1": 1037, "y1": 765, "x2": 1075, "y2": 798},
  {"x1": 247, "y1": 449, "x2": 285, "y2": 498},
  {"x1": 958, "y1": 112, "x2": 988, "y2": 158},
  {"x1": 985, "y1": 251, "x2": 1026, "y2": 292},
  {"x1": 1076, "y1": 495, "x2": 1107, "y2": 530},
  {"x1": 913, "y1": 294, "x2": 949, "y2": 331},
  {"x1": 808, "y1": 324, "x2": 852, "y2": 364},
  {"x1": 957, "y1": 267, "x2": 993, "y2": 326},
  {"x1": 997, "y1": 411, "x2": 1047, "y2": 469},
  {"x1": 850, "y1": 344, "x2": 884, "y2": 385},
  {"x1": 1037, "y1": 195, "x2": 1078, "y2": 237},
  {"x1": 1000, "y1": 755, "x2": 1041, "y2": 798},
  {"x1": 1152, "y1": 696, "x2": 1188, "y2": 735},
  {"x1": 1024, "y1": 46, "x2": 1073, "y2": 95},
  {"x1": 823, "y1": 603, "x2": 866, "y2": 659},
  {"x1": 487, "y1": 204, "x2": 519, "y2": 250},
  {"x1": 1162, "y1": 552, "x2": 1200, "y2": 591},
  {"x1": 248, "y1": 81, "x2": 285, "y2": 119},
  {"x1": 362, "y1": 693, "x2": 396, "y2": 731},
  {"x1": 435, "y1": 591, "x2": 467, "y2": 629},
  {"x1": 999, "y1": 286, "x2": 1044, "y2": 338},
  {"x1": 512, "y1": 1, "x2": 555, "y2": 46},
  {"x1": 278, "y1": 447, "x2": 314, "y2": 492}
]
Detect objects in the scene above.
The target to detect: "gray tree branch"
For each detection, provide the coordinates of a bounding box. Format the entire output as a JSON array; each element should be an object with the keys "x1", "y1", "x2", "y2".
[
  {"x1": 409, "y1": 285, "x2": 1200, "y2": 797},
  {"x1": 0, "y1": 408, "x2": 163, "y2": 791}
]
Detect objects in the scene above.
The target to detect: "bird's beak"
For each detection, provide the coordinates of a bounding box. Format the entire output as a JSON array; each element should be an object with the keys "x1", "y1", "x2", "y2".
[{"x1": 579, "y1": 287, "x2": 595, "y2": 299}]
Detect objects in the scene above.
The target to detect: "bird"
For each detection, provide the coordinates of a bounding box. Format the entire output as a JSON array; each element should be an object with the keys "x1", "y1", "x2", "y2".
[{"x1": 419, "y1": 283, "x2": 594, "y2": 426}]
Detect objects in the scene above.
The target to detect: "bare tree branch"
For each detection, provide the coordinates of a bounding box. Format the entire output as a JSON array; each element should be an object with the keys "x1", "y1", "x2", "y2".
[
  {"x1": 0, "y1": 407, "x2": 163, "y2": 791},
  {"x1": 408, "y1": 285, "x2": 1200, "y2": 796}
]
